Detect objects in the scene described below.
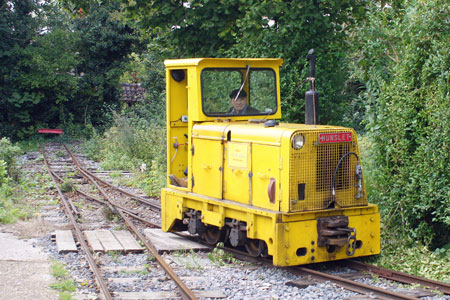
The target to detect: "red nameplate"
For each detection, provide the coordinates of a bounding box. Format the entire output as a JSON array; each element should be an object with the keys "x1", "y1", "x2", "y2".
[{"x1": 318, "y1": 132, "x2": 352, "y2": 144}]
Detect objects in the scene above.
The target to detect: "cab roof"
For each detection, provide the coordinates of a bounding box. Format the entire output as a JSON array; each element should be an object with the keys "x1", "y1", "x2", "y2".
[{"x1": 164, "y1": 58, "x2": 283, "y2": 68}]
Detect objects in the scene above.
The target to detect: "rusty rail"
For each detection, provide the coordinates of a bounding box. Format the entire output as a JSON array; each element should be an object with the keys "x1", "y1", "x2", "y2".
[
  {"x1": 49, "y1": 169, "x2": 159, "y2": 227},
  {"x1": 345, "y1": 259, "x2": 450, "y2": 295},
  {"x1": 62, "y1": 143, "x2": 198, "y2": 300},
  {"x1": 40, "y1": 145, "x2": 113, "y2": 300},
  {"x1": 290, "y1": 266, "x2": 421, "y2": 300},
  {"x1": 61, "y1": 143, "x2": 160, "y2": 212}
]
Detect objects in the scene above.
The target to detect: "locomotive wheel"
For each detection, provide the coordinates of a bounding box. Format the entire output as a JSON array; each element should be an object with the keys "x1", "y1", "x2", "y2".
[
  {"x1": 202, "y1": 226, "x2": 225, "y2": 245},
  {"x1": 245, "y1": 239, "x2": 263, "y2": 257}
]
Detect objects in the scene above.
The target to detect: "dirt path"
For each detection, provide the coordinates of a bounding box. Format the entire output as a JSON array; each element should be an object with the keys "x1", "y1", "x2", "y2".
[{"x1": 0, "y1": 227, "x2": 58, "y2": 300}]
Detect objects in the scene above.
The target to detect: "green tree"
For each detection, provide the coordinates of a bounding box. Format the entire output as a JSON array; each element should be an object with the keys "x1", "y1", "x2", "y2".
[
  {"x1": 0, "y1": 0, "x2": 78, "y2": 138},
  {"x1": 122, "y1": 0, "x2": 365, "y2": 125},
  {"x1": 354, "y1": 0, "x2": 450, "y2": 247},
  {"x1": 0, "y1": 0, "x2": 141, "y2": 139},
  {"x1": 227, "y1": 1, "x2": 366, "y2": 125},
  {"x1": 68, "y1": 1, "x2": 142, "y2": 128}
]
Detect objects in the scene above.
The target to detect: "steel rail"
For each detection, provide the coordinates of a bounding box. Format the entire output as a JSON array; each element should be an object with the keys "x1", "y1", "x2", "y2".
[
  {"x1": 40, "y1": 146, "x2": 113, "y2": 300},
  {"x1": 49, "y1": 169, "x2": 159, "y2": 227},
  {"x1": 93, "y1": 175, "x2": 161, "y2": 211},
  {"x1": 345, "y1": 259, "x2": 450, "y2": 295},
  {"x1": 75, "y1": 189, "x2": 160, "y2": 227},
  {"x1": 46, "y1": 168, "x2": 79, "y2": 215},
  {"x1": 62, "y1": 144, "x2": 161, "y2": 212},
  {"x1": 289, "y1": 266, "x2": 421, "y2": 300},
  {"x1": 63, "y1": 143, "x2": 198, "y2": 300}
]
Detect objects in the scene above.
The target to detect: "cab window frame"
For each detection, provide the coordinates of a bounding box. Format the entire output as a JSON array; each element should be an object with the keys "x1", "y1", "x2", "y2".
[{"x1": 200, "y1": 67, "x2": 278, "y2": 117}]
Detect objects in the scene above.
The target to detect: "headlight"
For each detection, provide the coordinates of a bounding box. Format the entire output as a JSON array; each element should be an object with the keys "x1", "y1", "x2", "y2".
[{"x1": 292, "y1": 134, "x2": 305, "y2": 150}]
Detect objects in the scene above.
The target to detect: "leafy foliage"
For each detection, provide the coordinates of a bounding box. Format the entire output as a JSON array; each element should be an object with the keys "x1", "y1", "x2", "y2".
[
  {"x1": 71, "y1": 1, "x2": 142, "y2": 127},
  {"x1": 0, "y1": 1, "x2": 73, "y2": 138},
  {"x1": 83, "y1": 99, "x2": 166, "y2": 195},
  {"x1": 0, "y1": 138, "x2": 35, "y2": 224},
  {"x1": 354, "y1": 0, "x2": 450, "y2": 248},
  {"x1": 0, "y1": 0, "x2": 140, "y2": 139},
  {"x1": 122, "y1": 0, "x2": 366, "y2": 125},
  {"x1": 0, "y1": 138, "x2": 22, "y2": 181},
  {"x1": 369, "y1": 230, "x2": 450, "y2": 282}
]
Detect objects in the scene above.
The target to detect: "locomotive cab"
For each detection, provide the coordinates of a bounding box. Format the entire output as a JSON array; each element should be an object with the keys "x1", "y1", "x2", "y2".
[{"x1": 161, "y1": 58, "x2": 380, "y2": 266}]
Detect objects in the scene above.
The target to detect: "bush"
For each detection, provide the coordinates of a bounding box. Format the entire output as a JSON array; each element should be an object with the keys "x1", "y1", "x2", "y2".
[
  {"x1": 0, "y1": 138, "x2": 22, "y2": 181},
  {"x1": 354, "y1": 0, "x2": 450, "y2": 248},
  {"x1": 0, "y1": 156, "x2": 28, "y2": 224},
  {"x1": 83, "y1": 99, "x2": 167, "y2": 196}
]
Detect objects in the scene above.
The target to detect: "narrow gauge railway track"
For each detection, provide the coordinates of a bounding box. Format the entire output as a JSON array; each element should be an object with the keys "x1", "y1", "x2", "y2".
[
  {"x1": 41, "y1": 142, "x2": 198, "y2": 300},
  {"x1": 40, "y1": 142, "x2": 449, "y2": 300},
  {"x1": 344, "y1": 260, "x2": 450, "y2": 295},
  {"x1": 290, "y1": 266, "x2": 422, "y2": 300},
  {"x1": 168, "y1": 232, "x2": 450, "y2": 300}
]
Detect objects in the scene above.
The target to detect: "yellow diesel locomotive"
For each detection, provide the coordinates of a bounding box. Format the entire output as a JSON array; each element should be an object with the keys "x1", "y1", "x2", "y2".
[{"x1": 161, "y1": 57, "x2": 380, "y2": 266}]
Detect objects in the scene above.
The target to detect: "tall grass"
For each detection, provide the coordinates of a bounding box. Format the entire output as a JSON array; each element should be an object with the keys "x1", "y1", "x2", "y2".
[{"x1": 83, "y1": 100, "x2": 166, "y2": 195}]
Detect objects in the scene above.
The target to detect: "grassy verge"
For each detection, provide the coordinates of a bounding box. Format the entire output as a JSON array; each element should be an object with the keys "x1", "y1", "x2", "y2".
[
  {"x1": 370, "y1": 232, "x2": 450, "y2": 283},
  {"x1": 359, "y1": 134, "x2": 450, "y2": 283}
]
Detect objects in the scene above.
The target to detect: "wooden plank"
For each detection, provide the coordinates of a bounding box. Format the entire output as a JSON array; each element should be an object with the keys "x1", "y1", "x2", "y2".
[
  {"x1": 84, "y1": 230, "x2": 104, "y2": 252},
  {"x1": 107, "y1": 277, "x2": 140, "y2": 284},
  {"x1": 55, "y1": 230, "x2": 77, "y2": 253},
  {"x1": 143, "y1": 229, "x2": 209, "y2": 253},
  {"x1": 94, "y1": 229, "x2": 124, "y2": 252},
  {"x1": 113, "y1": 230, "x2": 144, "y2": 253},
  {"x1": 102, "y1": 266, "x2": 147, "y2": 273},
  {"x1": 114, "y1": 290, "x2": 225, "y2": 299}
]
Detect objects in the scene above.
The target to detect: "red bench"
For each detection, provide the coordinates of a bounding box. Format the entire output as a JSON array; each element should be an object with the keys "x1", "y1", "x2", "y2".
[{"x1": 38, "y1": 128, "x2": 63, "y2": 134}]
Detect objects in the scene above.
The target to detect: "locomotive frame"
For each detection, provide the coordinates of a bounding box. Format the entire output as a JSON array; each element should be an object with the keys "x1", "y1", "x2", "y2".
[{"x1": 161, "y1": 58, "x2": 380, "y2": 266}]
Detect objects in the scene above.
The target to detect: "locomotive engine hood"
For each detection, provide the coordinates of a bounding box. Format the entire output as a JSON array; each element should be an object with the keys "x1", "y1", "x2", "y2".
[
  {"x1": 192, "y1": 121, "x2": 354, "y2": 145},
  {"x1": 192, "y1": 121, "x2": 366, "y2": 213}
]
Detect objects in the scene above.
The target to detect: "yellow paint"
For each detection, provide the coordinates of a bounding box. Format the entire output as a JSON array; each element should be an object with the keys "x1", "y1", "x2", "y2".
[
  {"x1": 161, "y1": 58, "x2": 381, "y2": 266},
  {"x1": 192, "y1": 138, "x2": 223, "y2": 198},
  {"x1": 223, "y1": 141, "x2": 251, "y2": 205},
  {"x1": 251, "y1": 144, "x2": 280, "y2": 210}
]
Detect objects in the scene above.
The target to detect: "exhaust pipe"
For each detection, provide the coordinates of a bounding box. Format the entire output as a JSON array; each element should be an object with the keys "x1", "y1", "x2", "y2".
[{"x1": 305, "y1": 49, "x2": 319, "y2": 125}]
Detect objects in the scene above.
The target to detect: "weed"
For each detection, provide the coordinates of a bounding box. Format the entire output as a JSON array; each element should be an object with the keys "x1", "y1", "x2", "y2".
[
  {"x1": 110, "y1": 171, "x2": 121, "y2": 178},
  {"x1": 59, "y1": 292, "x2": 73, "y2": 300},
  {"x1": 365, "y1": 229, "x2": 450, "y2": 282},
  {"x1": 60, "y1": 179, "x2": 75, "y2": 193},
  {"x1": 102, "y1": 206, "x2": 120, "y2": 222},
  {"x1": 51, "y1": 260, "x2": 69, "y2": 279},
  {"x1": 50, "y1": 279, "x2": 76, "y2": 292},
  {"x1": 50, "y1": 260, "x2": 76, "y2": 296},
  {"x1": 147, "y1": 254, "x2": 156, "y2": 262},
  {"x1": 172, "y1": 249, "x2": 203, "y2": 270},
  {"x1": 113, "y1": 224, "x2": 128, "y2": 231},
  {"x1": 208, "y1": 242, "x2": 237, "y2": 266},
  {"x1": 120, "y1": 264, "x2": 149, "y2": 276},
  {"x1": 371, "y1": 274, "x2": 380, "y2": 283},
  {"x1": 55, "y1": 150, "x2": 66, "y2": 158},
  {"x1": 81, "y1": 107, "x2": 167, "y2": 197},
  {"x1": 108, "y1": 250, "x2": 122, "y2": 262}
]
